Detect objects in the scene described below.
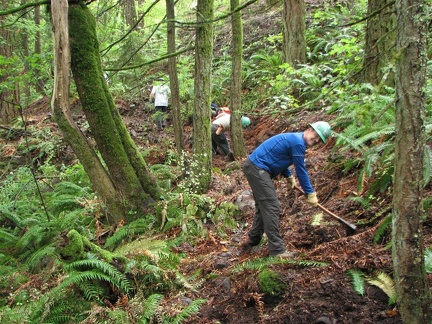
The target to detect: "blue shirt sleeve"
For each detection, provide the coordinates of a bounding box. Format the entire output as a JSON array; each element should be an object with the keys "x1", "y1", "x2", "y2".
[{"x1": 292, "y1": 145, "x2": 314, "y2": 194}]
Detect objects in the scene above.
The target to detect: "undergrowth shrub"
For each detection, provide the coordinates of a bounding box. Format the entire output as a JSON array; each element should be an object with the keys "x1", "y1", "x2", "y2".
[{"x1": 258, "y1": 268, "x2": 287, "y2": 298}]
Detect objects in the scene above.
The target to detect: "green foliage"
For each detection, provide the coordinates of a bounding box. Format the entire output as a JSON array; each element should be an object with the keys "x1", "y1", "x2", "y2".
[
  {"x1": 232, "y1": 257, "x2": 328, "y2": 273},
  {"x1": 150, "y1": 163, "x2": 178, "y2": 191},
  {"x1": 373, "y1": 214, "x2": 392, "y2": 246},
  {"x1": 62, "y1": 254, "x2": 133, "y2": 300},
  {"x1": 258, "y1": 268, "x2": 287, "y2": 297},
  {"x1": 136, "y1": 293, "x2": 206, "y2": 324},
  {"x1": 347, "y1": 269, "x2": 396, "y2": 305},
  {"x1": 105, "y1": 218, "x2": 157, "y2": 249},
  {"x1": 156, "y1": 191, "x2": 238, "y2": 243},
  {"x1": 170, "y1": 298, "x2": 207, "y2": 324},
  {"x1": 425, "y1": 246, "x2": 432, "y2": 274},
  {"x1": 346, "y1": 269, "x2": 365, "y2": 296},
  {"x1": 157, "y1": 192, "x2": 210, "y2": 237},
  {"x1": 210, "y1": 201, "x2": 239, "y2": 237},
  {"x1": 138, "y1": 293, "x2": 164, "y2": 323}
]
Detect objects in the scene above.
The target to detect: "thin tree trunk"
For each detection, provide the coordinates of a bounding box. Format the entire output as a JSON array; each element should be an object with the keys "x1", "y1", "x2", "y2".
[
  {"x1": 192, "y1": 0, "x2": 214, "y2": 192},
  {"x1": 282, "y1": 0, "x2": 306, "y2": 68},
  {"x1": 230, "y1": 0, "x2": 246, "y2": 158},
  {"x1": 124, "y1": 0, "x2": 137, "y2": 30},
  {"x1": 392, "y1": 0, "x2": 432, "y2": 321},
  {"x1": 34, "y1": 5, "x2": 44, "y2": 94},
  {"x1": 166, "y1": 0, "x2": 184, "y2": 154},
  {"x1": 20, "y1": 0, "x2": 30, "y2": 99}
]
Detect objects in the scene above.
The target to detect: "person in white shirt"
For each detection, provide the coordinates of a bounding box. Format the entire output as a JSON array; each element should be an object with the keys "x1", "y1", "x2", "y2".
[
  {"x1": 149, "y1": 79, "x2": 170, "y2": 130},
  {"x1": 211, "y1": 107, "x2": 234, "y2": 161}
]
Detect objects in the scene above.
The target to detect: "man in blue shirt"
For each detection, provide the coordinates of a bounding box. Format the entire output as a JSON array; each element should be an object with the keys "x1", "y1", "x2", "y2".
[{"x1": 241, "y1": 121, "x2": 331, "y2": 258}]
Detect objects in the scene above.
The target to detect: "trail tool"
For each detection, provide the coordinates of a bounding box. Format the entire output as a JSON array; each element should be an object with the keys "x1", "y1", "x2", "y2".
[{"x1": 294, "y1": 185, "x2": 357, "y2": 231}]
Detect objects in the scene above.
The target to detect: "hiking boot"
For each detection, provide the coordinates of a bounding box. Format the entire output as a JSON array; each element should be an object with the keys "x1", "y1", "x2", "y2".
[
  {"x1": 224, "y1": 152, "x2": 235, "y2": 162},
  {"x1": 272, "y1": 250, "x2": 299, "y2": 259},
  {"x1": 238, "y1": 237, "x2": 255, "y2": 254}
]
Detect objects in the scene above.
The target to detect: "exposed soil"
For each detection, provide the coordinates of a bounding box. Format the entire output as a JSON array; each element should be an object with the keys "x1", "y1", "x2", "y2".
[{"x1": 7, "y1": 96, "x2": 432, "y2": 323}]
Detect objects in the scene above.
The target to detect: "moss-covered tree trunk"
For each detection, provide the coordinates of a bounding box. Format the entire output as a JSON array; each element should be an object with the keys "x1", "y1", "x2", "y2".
[
  {"x1": 166, "y1": 0, "x2": 184, "y2": 154},
  {"x1": 229, "y1": 0, "x2": 246, "y2": 159},
  {"x1": 51, "y1": 0, "x2": 125, "y2": 224},
  {"x1": 192, "y1": 0, "x2": 213, "y2": 192},
  {"x1": 392, "y1": 0, "x2": 432, "y2": 321},
  {"x1": 68, "y1": 2, "x2": 161, "y2": 221}
]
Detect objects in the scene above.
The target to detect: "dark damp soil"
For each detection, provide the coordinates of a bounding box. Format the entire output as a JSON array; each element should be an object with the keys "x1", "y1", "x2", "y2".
[
  {"x1": 15, "y1": 96, "x2": 432, "y2": 323},
  {"x1": 116, "y1": 99, "x2": 429, "y2": 324}
]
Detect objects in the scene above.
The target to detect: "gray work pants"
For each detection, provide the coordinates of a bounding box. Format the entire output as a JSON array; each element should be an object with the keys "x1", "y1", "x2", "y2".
[{"x1": 242, "y1": 158, "x2": 286, "y2": 255}]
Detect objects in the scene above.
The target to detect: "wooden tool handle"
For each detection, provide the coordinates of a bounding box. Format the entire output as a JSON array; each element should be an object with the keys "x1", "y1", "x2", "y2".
[{"x1": 294, "y1": 185, "x2": 357, "y2": 231}]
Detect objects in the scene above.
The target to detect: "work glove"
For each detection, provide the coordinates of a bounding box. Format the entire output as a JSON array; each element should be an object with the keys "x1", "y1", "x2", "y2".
[
  {"x1": 287, "y1": 176, "x2": 296, "y2": 189},
  {"x1": 307, "y1": 192, "x2": 318, "y2": 207}
]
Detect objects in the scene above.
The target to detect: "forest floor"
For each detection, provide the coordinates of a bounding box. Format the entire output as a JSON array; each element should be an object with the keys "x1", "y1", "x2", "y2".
[
  {"x1": 9, "y1": 2, "x2": 431, "y2": 319},
  {"x1": 12, "y1": 95, "x2": 432, "y2": 323},
  {"x1": 107, "y1": 98, "x2": 431, "y2": 323}
]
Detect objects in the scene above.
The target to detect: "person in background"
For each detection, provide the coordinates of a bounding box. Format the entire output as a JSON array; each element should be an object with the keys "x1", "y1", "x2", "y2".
[
  {"x1": 240, "y1": 121, "x2": 332, "y2": 258},
  {"x1": 149, "y1": 78, "x2": 170, "y2": 130},
  {"x1": 211, "y1": 107, "x2": 233, "y2": 161},
  {"x1": 211, "y1": 102, "x2": 220, "y2": 119},
  {"x1": 211, "y1": 108, "x2": 251, "y2": 162}
]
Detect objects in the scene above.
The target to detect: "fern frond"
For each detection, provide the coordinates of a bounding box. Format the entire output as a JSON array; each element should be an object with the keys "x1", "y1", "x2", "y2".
[
  {"x1": 172, "y1": 298, "x2": 207, "y2": 324},
  {"x1": 311, "y1": 213, "x2": 324, "y2": 226},
  {"x1": 0, "y1": 228, "x2": 19, "y2": 247},
  {"x1": 114, "y1": 238, "x2": 168, "y2": 260},
  {"x1": 366, "y1": 271, "x2": 396, "y2": 305},
  {"x1": 0, "y1": 305, "x2": 32, "y2": 323},
  {"x1": 105, "y1": 219, "x2": 157, "y2": 249},
  {"x1": 232, "y1": 257, "x2": 328, "y2": 273},
  {"x1": 423, "y1": 145, "x2": 432, "y2": 187},
  {"x1": 0, "y1": 205, "x2": 24, "y2": 228},
  {"x1": 424, "y1": 247, "x2": 432, "y2": 274},
  {"x1": 346, "y1": 269, "x2": 365, "y2": 295},
  {"x1": 51, "y1": 181, "x2": 91, "y2": 196},
  {"x1": 352, "y1": 125, "x2": 394, "y2": 148},
  {"x1": 231, "y1": 257, "x2": 276, "y2": 273},
  {"x1": 16, "y1": 225, "x2": 47, "y2": 256},
  {"x1": 332, "y1": 131, "x2": 365, "y2": 152},
  {"x1": 373, "y1": 214, "x2": 392, "y2": 245},
  {"x1": 77, "y1": 279, "x2": 106, "y2": 301},
  {"x1": 25, "y1": 245, "x2": 57, "y2": 272},
  {"x1": 140, "y1": 293, "x2": 163, "y2": 323},
  {"x1": 64, "y1": 258, "x2": 133, "y2": 293}
]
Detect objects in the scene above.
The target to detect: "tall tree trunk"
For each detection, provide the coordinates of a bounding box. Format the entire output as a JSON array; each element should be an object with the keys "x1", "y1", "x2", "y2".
[
  {"x1": 51, "y1": 0, "x2": 125, "y2": 224},
  {"x1": 166, "y1": 0, "x2": 184, "y2": 154},
  {"x1": 192, "y1": 0, "x2": 214, "y2": 192},
  {"x1": 0, "y1": 1, "x2": 19, "y2": 124},
  {"x1": 20, "y1": 0, "x2": 31, "y2": 99},
  {"x1": 282, "y1": 0, "x2": 306, "y2": 68},
  {"x1": 68, "y1": 3, "x2": 162, "y2": 221},
  {"x1": 392, "y1": 0, "x2": 432, "y2": 321},
  {"x1": 34, "y1": 5, "x2": 44, "y2": 94},
  {"x1": 124, "y1": 0, "x2": 137, "y2": 30},
  {"x1": 230, "y1": 0, "x2": 246, "y2": 158},
  {"x1": 362, "y1": 0, "x2": 396, "y2": 85}
]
